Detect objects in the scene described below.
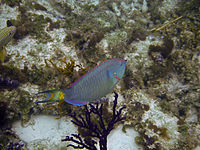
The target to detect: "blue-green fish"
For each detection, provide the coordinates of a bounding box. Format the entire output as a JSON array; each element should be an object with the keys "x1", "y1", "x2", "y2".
[
  {"x1": 35, "y1": 58, "x2": 126, "y2": 106},
  {"x1": 0, "y1": 26, "x2": 16, "y2": 62}
]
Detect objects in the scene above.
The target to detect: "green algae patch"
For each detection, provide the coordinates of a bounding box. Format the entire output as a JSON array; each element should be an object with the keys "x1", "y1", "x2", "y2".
[
  {"x1": 169, "y1": 50, "x2": 199, "y2": 84},
  {"x1": 0, "y1": 63, "x2": 27, "y2": 84},
  {"x1": 10, "y1": 13, "x2": 52, "y2": 44},
  {"x1": 2, "y1": 1, "x2": 59, "y2": 43},
  {"x1": 64, "y1": 26, "x2": 105, "y2": 51},
  {"x1": 26, "y1": 64, "x2": 58, "y2": 87},
  {"x1": 0, "y1": 88, "x2": 32, "y2": 129},
  {"x1": 32, "y1": 1, "x2": 47, "y2": 11},
  {"x1": 1, "y1": 0, "x2": 21, "y2": 8},
  {"x1": 6, "y1": 1, "x2": 65, "y2": 44},
  {"x1": 148, "y1": 38, "x2": 174, "y2": 61}
]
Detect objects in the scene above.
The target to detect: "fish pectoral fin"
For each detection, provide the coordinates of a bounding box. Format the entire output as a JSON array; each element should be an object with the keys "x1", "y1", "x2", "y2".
[
  {"x1": 107, "y1": 70, "x2": 113, "y2": 78},
  {"x1": 0, "y1": 47, "x2": 7, "y2": 63}
]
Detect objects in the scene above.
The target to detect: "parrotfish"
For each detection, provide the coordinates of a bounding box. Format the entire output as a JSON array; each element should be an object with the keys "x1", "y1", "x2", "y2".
[
  {"x1": 0, "y1": 26, "x2": 16, "y2": 63},
  {"x1": 35, "y1": 58, "x2": 126, "y2": 106}
]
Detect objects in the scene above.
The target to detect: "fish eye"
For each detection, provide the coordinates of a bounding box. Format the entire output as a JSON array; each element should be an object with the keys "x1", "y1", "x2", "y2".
[{"x1": 114, "y1": 72, "x2": 116, "y2": 74}]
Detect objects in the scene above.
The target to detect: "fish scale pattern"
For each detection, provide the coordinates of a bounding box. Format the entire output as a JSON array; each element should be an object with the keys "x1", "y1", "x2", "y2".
[{"x1": 65, "y1": 58, "x2": 126, "y2": 105}]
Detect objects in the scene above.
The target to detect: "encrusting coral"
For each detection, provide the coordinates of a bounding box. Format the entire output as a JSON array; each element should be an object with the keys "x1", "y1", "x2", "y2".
[{"x1": 62, "y1": 92, "x2": 126, "y2": 150}]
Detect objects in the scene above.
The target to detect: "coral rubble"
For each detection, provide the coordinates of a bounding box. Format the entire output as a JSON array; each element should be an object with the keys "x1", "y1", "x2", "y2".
[{"x1": 6, "y1": 141, "x2": 24, "y2": 150}]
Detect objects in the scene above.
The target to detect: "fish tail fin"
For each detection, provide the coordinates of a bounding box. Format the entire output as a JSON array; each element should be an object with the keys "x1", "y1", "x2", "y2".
[
  {"x1": 0, "y1": 48, "x2": 6, "y2": 63},
  {"x1": 32, "y1": 89, "x2": 65, "y2": 104}
]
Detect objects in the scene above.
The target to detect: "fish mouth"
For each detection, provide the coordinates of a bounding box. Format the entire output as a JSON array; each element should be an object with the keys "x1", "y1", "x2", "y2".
[{"x1": 120, "y1": 60, "x2": 127, "y2": 66}]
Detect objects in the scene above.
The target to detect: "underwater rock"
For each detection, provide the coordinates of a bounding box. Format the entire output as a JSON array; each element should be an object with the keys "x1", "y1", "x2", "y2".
[
  {"x1": 6, "y1": 141, "x2": 24, "y2": 150},
  {"x1": 12, "y1": 115, "x2": 77, "y2": 149},
  {"x1": 148, "y1": 38, "x2": 174, "y2": 62},
  {"x1": 107, "y1": 125, "x2": 140, "y2": 150},
  {"x1": 0, "y1": 101, "x2": 10, "y2": 128},
  {"x1": 0, "y1": 77, "x2": 19, "y2": 90},
  {"x1": 123, "y1": 89, "x2": 180, "y2": 149},
  {"x1": 64, "y1": 28, "x2": 104, "y2": 51}
]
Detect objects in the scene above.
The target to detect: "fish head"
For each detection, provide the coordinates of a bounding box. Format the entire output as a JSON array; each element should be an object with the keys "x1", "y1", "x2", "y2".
[
  {"x1": 0, "y1": 26, "x2": 16, "y2": 46},
  {"x1": 6, "y1": 26, "x2": 16, "y2": 39},
  {"x1": 109, "y1": 59, "x2": 126, "y2": 80}
]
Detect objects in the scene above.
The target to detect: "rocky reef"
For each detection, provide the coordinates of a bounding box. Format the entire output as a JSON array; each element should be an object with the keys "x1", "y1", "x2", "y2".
[{"x1": 0, "y1": 0, "x2": 199, "y2": 149}]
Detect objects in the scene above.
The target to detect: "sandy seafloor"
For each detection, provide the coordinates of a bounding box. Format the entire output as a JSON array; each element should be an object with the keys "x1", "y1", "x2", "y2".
[{"x1": 0, "y1": 0, "x2": 199, "y2": 150}]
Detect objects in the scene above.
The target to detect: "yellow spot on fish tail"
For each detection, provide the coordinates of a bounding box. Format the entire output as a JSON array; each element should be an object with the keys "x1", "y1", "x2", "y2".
[{"x1": 59, "y1": 92, "x2": 65, "y2": 100}]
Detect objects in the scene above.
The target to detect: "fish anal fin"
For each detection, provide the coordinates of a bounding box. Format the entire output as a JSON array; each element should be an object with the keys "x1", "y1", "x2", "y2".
[{"x1": 64, "y1": 98, "x2": 87, "y2": 106}]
